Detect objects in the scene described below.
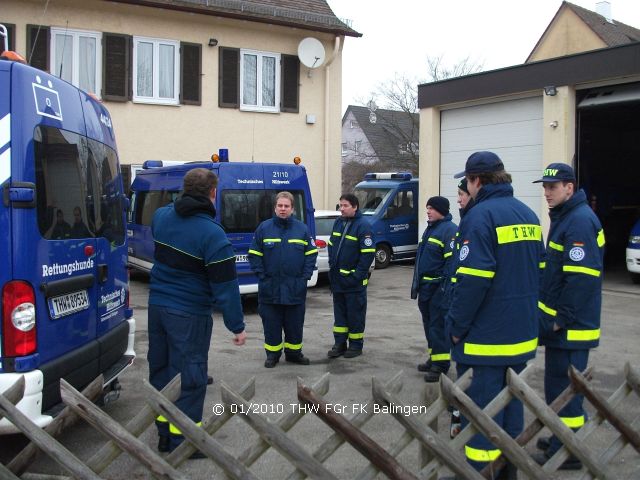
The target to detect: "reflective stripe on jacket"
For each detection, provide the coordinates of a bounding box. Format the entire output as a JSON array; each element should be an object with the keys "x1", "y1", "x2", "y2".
[
  {"x1": 538, "y1": 189, "x2": 604, "y2": 349},
  {"x1": 445, "y1": 183, "x2": 543, "y2": 366},
  {"x1": 248, "y1": 215, "x2": 317, "y2": 305}
]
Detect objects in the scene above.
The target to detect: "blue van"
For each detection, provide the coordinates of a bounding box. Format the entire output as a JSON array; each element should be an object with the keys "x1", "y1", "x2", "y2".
[
  {"x1": 127, "y1": 160, "x2": 318, "y2": 293},
  {"x1": 0, "y1": 33, "x2": 135, "y2": 433},
  {"x1": 352, "y1": 173, "x2": 419, "y2": 269}
]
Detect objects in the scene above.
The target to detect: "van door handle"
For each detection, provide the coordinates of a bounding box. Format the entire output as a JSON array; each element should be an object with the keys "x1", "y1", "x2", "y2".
[{"x1": 98, "y1": 264, "x2": 108, "y2": 283}]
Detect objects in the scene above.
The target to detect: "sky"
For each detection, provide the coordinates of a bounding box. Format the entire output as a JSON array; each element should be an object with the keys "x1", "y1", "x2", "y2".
[{"x1": 326, "y1": 0, "x2": 640, "y2": 112}]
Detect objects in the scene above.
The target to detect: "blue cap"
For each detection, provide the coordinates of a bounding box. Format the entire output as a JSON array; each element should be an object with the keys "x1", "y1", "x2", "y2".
[
  {"x1": 532, "y1": 163, "x2": 576, "y2": 183},
  {"x1": 454, "y1": 151, "x2": 504, "y2": 179}
]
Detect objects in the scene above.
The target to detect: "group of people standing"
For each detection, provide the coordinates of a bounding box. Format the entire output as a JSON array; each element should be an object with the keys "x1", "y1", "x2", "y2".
[
  {"x1": 413, "y1": 151, "x2": 604, "y2": 478},
  {"x1": 144, "y1": 151, "x2": 604, "y2": 477}
]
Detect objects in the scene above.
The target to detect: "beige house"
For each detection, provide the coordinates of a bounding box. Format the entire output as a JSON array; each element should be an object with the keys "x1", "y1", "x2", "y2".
[
  {"x1": 1, "y1": 0, "x2": 359, "y2": 208},
  {"x1": 418, "y1": 1, "x2": 640, "y2": 266}
]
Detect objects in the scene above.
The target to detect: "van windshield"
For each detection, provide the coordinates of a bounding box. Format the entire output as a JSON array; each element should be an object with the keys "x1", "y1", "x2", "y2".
[
  {"x1": 353, "y1": 187, "x2": 393, "y2": 215},
  {"x1": 220, "y1": 190, "x2": 306, "y2": 233}
]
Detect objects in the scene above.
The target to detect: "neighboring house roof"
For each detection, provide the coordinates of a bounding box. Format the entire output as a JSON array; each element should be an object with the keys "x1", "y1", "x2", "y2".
[
  {"x1": 344, "y1": 105, "x2": 419, "y2": 162},
  {"x1": 107, "y1": 0, "x2": 361, "y2": 37},
  {"x1": 527, "y1": 1, "x2": 640, "y2": 62}
]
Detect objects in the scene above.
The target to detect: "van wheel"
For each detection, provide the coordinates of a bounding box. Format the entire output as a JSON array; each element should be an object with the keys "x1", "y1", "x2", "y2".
[
  {"x1": 375, "y1": 244, "x2": 391, "y2": 269},
  {"x1": 631, "y1": 273, "x2": 640, "y2": 284}
]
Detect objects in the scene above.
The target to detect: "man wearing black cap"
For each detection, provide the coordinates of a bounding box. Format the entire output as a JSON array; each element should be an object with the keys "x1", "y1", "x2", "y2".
[
  {"x1": 411, "y1": 196, "x2": 457, "y2": 382},
  {"x1": 531, "y1": 163, "x2": 604, "y2": 470},
  {"x1": 445, "y1": 151, "x2": 543, "y2": 477}
]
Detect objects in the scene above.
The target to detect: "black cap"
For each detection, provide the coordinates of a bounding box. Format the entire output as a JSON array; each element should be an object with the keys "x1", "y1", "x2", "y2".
[
  {"x1": 532, "y1": 163, "x2": 576, "y2": 183},
  {"x1": 458, "y1": 178, "x2": 469, "y2": 194},
  {"x1": 454, "y1": 151, "x2": 504, "y2": 179},
  {"x1": 427, "y1": 196, "x2": 450, "y2": 216}
]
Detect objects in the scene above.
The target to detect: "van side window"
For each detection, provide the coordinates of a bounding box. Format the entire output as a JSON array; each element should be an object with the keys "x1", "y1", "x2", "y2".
[
  {"x1": 34, "y1": 126, "x2": 95, "y2": 239},
  {"x1": 134, "y1": 191, "x2": 179, "y2": 226},
  {"x1": 220, "y1": 189, "x2": 305, "y2": 233},
  {"x1": 386, "y1": 190, "x2": 414, "y2": 219}
]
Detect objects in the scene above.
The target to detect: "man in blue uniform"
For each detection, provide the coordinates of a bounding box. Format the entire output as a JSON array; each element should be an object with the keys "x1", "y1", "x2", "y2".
[
  {"x1": 411, "y1": 196, "x2": 457, "y2": 382},
  {"x1": 532, "y1": 163, "x2": 604, "y2": 470},
  {"x1": 327, "y1": 193, "x2": 376, "y2": 358},
  {"x1": 148, "y1": 168, "x2": 246, "y2": 455},
  {"x1": 445, "y1": 152, "x2": 543, "y2": 478},
  {"x1": 249, "y1": 191, "x2": 318, "y2": 368}
]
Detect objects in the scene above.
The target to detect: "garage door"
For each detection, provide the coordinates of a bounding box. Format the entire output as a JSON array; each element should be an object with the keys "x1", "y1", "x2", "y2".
[{"x1": 440, "y1": 96, "x2": 543, "y2": 222}]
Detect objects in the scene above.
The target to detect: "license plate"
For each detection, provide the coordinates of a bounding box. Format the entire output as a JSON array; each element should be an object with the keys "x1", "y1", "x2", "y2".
[
  {"x1": 48, "y1": 290, "x2": 90, "y2": 319},
  {"x1": 235, "y1": 254, "x2": 248, "y2": 263}
]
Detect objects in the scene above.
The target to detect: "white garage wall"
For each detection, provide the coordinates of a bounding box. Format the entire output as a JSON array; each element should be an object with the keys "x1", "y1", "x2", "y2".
[{"x1": 440, "y1": 96, "x2": 544, "y2": 223}]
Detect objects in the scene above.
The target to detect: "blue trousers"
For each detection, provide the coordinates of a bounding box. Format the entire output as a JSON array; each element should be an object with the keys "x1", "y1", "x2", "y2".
[
  {"x1": 332, "y1": 289, "x2": 367, "y2": 350},
  {"x1": 545, "y1": 347, "x2": 589, "y2": 455},
  {"x1": 148, "y1": 304, "x2": 212, "y2": 450},
  {"x1": 258, "y1": 302, "x2": 306, "y2": 359},
  {"x1": 457, "y1": 362, "x2": 526, "y2": 472},
  {"x1": 418, "y1": 284, "x2": 450, "y2": 370}
]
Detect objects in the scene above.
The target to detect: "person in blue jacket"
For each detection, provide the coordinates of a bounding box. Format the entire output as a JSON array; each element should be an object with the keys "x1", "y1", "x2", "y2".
[
  {"x1": 445, "y1": 152, "x2": 543, "y2": 477},
  {"x1": 411, "y1": 196, "x2": 457, "y2": 382},
  {"x1": 248, "y1": 191, "x2": 318, "y2": 368},
  {"x1": 148, "y1": 168, "x2": 246, "y2": 456},
  {"x1": 327, "y1": 193, "x2": 376, "y2": 358},
  {"x1": 531, "y1": 163, "x2": 604, "y2": 470}
]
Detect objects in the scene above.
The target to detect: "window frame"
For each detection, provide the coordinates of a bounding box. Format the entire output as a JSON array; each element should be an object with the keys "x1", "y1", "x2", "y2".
[
  {"x1": 132, "y1": 35, "x2": 180, "y2": 105},
  {"x1": 50, "y1": 27, "x2": 102, "y2": 96},
  {"x1": 239, "y1": 49, "x2": 281, "y2": 113},
  {"x1": 341, "y1": 142, "x2": 348, "y2": 157}
]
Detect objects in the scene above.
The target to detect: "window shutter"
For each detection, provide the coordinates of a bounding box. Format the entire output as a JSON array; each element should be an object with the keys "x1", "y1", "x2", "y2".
[
  {"x1": 218, "y1": 47, "x2": 239, "y2": 108},
  {"x1": 103, "y1": 33, "x2": 131, "y2": 102},
  {"x1": 27, "y1": 25, "x2": 49, "y2": 71},
  {"x1": 180, "y1": 42, "x2": 201, "y2": 105},
  {"x1": 281, "y1": 54, "x2": 299, "y2": 113},
  {"x1": 0, "y1": 23, "x2": 16, "y2": 51}
]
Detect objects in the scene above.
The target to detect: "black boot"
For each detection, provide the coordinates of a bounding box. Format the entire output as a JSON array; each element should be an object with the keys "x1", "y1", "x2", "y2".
[
  {"x1": 327, "y1": 343, "x2": 347, "y2": 358},
  {"x1": 286, "y1": 353, "x2": 310, "y2": 365}
]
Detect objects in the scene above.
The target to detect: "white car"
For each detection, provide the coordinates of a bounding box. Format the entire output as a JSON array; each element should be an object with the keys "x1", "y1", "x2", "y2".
[{"x1": 314, "y1": 210, "x2": 375, "y2": 275}]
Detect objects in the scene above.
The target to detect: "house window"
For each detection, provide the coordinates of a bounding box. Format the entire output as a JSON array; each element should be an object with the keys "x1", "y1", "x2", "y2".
[
  {"x1": 341, "y1": 142, "x2": 348, "y2": 157},
  {"x1": 354, "y1": 140, "x2": 362, "y2": 153},
  {"x1": 133, "y1": 36, "x2": 180, "y2": 105},
  {"x1": 50, "y1": 28, "x2": 102, "y2": 95},
  {"x1": 350, "y1": 120, "x2": 357, "y2": 129},
  {"x1": 240, "y1": 49, "x2": 281, "y2": 113}
]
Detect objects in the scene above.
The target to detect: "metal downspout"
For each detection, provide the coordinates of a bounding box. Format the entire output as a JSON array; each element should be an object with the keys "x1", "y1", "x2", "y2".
[{"x1": 324, "y1": 35, "x2": 342, "y2": 208}]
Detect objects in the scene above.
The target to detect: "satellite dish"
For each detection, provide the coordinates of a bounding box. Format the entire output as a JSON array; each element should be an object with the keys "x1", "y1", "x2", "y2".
[{"x1": 297, "y1": 38, "x2": 326, "y2": 69}]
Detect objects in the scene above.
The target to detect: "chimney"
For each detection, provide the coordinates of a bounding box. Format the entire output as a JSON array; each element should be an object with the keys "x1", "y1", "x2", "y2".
[{"x1": 596, "y1": 1, "x2": 613, "y2": 23}]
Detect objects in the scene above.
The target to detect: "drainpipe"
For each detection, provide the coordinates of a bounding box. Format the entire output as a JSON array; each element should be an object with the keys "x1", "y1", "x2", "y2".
[{"x1": 323, "y1": 35, "x2": 343, "y2": 209}]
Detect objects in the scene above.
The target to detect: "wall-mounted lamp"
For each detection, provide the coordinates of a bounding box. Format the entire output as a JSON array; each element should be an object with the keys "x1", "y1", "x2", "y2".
[
  {"x1": 549, "y1": 120, "x2": 559, "y2": 128},
  {"x1": 208, "y1": 38, "x2": 218, "y2": 47},
  {"x1": 544, "y1": 85, "x2": 557, "y2": 96}
]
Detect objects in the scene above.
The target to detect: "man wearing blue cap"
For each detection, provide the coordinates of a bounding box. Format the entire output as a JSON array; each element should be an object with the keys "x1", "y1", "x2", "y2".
[
  {"x1": 531, "y1": 163, "x2": 605, "y2": 470},
  {"x1": 445, "y1": 151, "x2": 543, "y2": 478}
]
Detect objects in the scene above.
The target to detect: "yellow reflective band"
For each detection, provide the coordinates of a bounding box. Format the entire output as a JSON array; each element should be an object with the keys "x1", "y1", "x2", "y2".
[
  {"x1": 539, "y1": 262, "x2": 546, "y2": 269},
  {"x1": 465, "y1": 445, "x2": 502, "y2": 462},
  {"x1": 305, "y1": 249, "x2": 318, "y2": 255},
  {"x1": 549, "y1": 241, "x2": 564, "y2": 252},
  {"x1": 348, "y1": 332, "x2": 364, "y2": 339},
  {"x1": 333, "y1": 326, "x2": 349, "y2": 333},
  {"x1": 444, "y1": 252, "x2": 453, "y2": 258},
  {"x1": 597, "y1": 229, "x2": 605, "y2": 247},
  {"x1": 538, "y1": 301, "x2": 557, "y2": 317},
  {"x1": 561, "y1": 415, "x2": 585, "y2": 428},
  {"x1": 328, "y1": 240, "x2": 333, "y2": 246},
  {"x1": 567, "y1": 329, "x2": 600, "y2": 341},
  {"x1": 362, "y1": 278, "x2": 368, "y2": 286},
  {"x1": 339, "y1": 269, "x2": 351, "y2": 274},
  {"x1": 264, "y1": 342, "x2": 284, "y2": 352},
  {"x1": 422, "y1": 276, "x2": 442, "y2": 281},
  {"x1": 428, "y1": 237, "x2": 444, "y2": 247},
  {"x1": 430, "y1": 353, "x2": 451, "y2": 361},
  {"x1": 361, "y1": 248, "x2": 376, "y2": 253},
  {"x1": 450, "y1": 277, "x2": 457, "y2": 283},
  {"x1": 427, "y1": 348, "x2": 433, "y2": 354},
  {"x1": 332, "y1": 231, "x2": 342, "y2": 237},
  {"x1": 169, "y1": 421, "x2": 203, "y2": 435},
  {"x1": 263, "y1": 238, "x2": 282, "y2": 243},
  {"x1": 464, "y1": 338, "x2": 538, "y2": 357},
  {"x1": 345, "y1": 235, "x2": 358, "y2": 241},
  {"x1": 563, "y1": 265, "x2": 601, "y2": 277},
  {"x1": 248, "y1": 249, "x2": 263, "y2": 257},
  {"x1": 207, "y1": 255, "x2": 236, "y2": 265},
  {"x1": 495, "y1": 224, "x2": 542, "y2": 244},
  {"x1": 288, "y1": 239, "x2": 308, "y2": 245},
  {"x1": 284, "y1": 342, "x2": 302, "y2": 350},
  {"x1": 457, "y1": 266, "x2": 495, "y2": 278},
  {"x1": 156, "y1": 415, "x2": 168, "y2": 423}
]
